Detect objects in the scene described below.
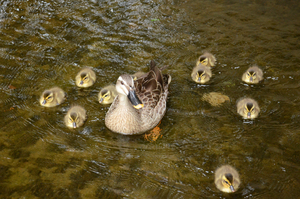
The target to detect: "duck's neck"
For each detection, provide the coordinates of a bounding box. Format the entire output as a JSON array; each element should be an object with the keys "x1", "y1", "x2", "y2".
[{"x1": 118, "y1": 94, "x2": 132, "y2": 107}]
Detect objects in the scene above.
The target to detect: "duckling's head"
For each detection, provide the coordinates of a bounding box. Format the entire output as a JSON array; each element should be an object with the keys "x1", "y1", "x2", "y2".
[
  {"x1": 41, "y1": 91, "x2": 54, "y2": 106},
  {"x1": 99, "y1": 89, "x2": 112, "y2": 104},
  {"x1": 79, "y1": 72, "x2": 90, "y2": 86},
  {"x1": 116, "y1": 74, "x2": 144, "y2": 109},
  {"x1": 197, "y1": 57, "x2": 209, "y2": 67},
  {"x1": 244, "y1": 102, "x2": 256, "y2": 119},
  {"x1": 68, "y1": 112, "x2": 80, "y2": 128},
  {"x1": 222, "y1": 173, "x2": 235, "y2": 192},
  {"x1": 245, "y1": 70, "x2": 257, "y2": 83},
  {"x1": 194, "y1": 69, "x2": 209, "y2": 83}
]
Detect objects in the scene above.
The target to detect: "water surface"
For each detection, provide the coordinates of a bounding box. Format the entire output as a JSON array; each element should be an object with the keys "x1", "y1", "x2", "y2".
[{"x1": 1, "y1": 0, "x2": 300, "y2": 198}]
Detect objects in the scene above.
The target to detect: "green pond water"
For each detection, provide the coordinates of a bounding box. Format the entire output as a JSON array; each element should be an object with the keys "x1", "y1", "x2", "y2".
[{"x1": 1, "y1": 0, "x2": 300, "y2": 198}]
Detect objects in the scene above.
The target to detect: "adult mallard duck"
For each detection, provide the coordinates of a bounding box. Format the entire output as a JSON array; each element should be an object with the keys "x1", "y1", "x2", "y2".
[
  {"x1": 98, "y1": 85, "x2": 117, "y2": 104},
  {"x1": 191, "y1": 64, "x2": 212, "y2": 84},
  {"x1": 196, "y1": 52, "x2": 217, "y2": 68},
  {"x1": 215, "y1": 165, "x2": 240, "y2": 193},
  {"x1": 105, "y1": 60, "x2": 171, "y2": 135},
  {"x1": 64, "y1": 105, "x2": 87, "y2": 128},
  {"x1": 237, "y1": 98, "x2": 260, "y2": 119},
  {"x1": 39, "y1": 87, "x2": 65, "y2": 107},
  {"x1": 75, "y1": 67, "x2": 96, "y2": 88},
  {"x1": 242, "y1": 65, "x2": 263, "y2": 84}
]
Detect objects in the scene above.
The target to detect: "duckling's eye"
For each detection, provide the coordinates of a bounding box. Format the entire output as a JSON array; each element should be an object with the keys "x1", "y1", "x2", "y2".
[
  {"x1": 121, "y1": 81, "x2": 124, "y2": 85},
  {"x1": 47, "y1": 96, "x2": 52, "y2": 100},
  {"x1": 104, "y1": 94, "x2": 108, "y2": 98}
]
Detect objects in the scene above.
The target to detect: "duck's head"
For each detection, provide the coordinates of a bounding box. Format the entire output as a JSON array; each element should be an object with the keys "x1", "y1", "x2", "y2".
[
  {"x1": 245, "y1": 70, "x2": 257, "y2": 83},
  {"x1": 79, "y1": 72, "x2": 90, "y2": 86},
  {"x1": 222, "y1": 173, "x2": 235, "y2": 192},
  {"x1": 244, "y1": 102, "x2": 256, "y2": 119},
  {"x1": 41, "y1": 91, "x2": 54, "y2": 105},
  {"x1": 116, "y1": 74, "x2": 144, "y2": 109},
  {"x1": 197, "y1": 56, "x2": 209, "y2": 67},
  {"x1": 68, "y1": 112, "x2": 80, "y2": 128},
  {"x1": 194, "y1": 69, "x2": 209, "y2": 83},
  {"x1": 99, "y1": 89, "x2": 112, "y2": 104}
]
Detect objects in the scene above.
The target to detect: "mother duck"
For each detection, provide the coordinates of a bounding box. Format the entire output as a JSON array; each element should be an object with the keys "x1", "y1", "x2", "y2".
[{"x1": 105, "y1": 60, "x2": 171, "y2": 135}]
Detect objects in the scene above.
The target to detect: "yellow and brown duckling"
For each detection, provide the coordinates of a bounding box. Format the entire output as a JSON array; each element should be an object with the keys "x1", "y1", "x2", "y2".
[
  {"x1": 75, "y1": 67, "x2": 96, "y2": 88},
  {"x1": 64, "y1": 105, "x2": 87, "y2": 128},
  {"x1": 215, "y1": 165, "x2": 240, "y2": 193},
  {"x1": 196, "y1": 52, "x2": 217, "y2": 68},
  {"x1": 242, "y1": 65, "x2": 263, "y2": 84},
  {"x1": 132, "y1": 71, "x2": 146, "y2": 80},
  {"x1": 39, "y1": 87, "x2": 65, "y2": 107},
  {"x1": 98, "y1": 85, "x2": 117, "y2": 104},
  {"x1": 191, "y1": 64, "x2": 212, "y2": 84},
  {"x1": 237, "y1": 98, "x2": 260, "y2": 119}
]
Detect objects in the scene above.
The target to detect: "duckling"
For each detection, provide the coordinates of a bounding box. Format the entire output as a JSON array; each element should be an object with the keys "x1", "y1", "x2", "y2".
[
  {"x1": 242, "y1": 65, "x2": 263, "y2": 84},
  {"x1": 191, "y1": 64, "x2": 212, "y2": 84},
  {"x1": 237, "y1": 98, "x2": 260, "y2": 119},
  {"x1": 215, "y1": 165, "x2": 240, "y2": 193},
  {"x1": 196, "y1": 52, "x2": 217, "y2": 68},
  {"x1": 64, "y1": 105, "x2": 87, "y2": 128},
  {"x1": 132, "y1": 71, "x2": 146, "y2": 80},
  {"x1": 98, "y1": 85, "x2": 117, "y2": 104},
  {"x1": 75, "y1": 67, "x2": 96, "y2": 88},
  {"x1": 40, "y1": 87, "x2": 65, "y2": 107}
]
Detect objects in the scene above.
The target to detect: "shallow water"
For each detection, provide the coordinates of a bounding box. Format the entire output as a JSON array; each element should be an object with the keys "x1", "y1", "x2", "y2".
[{"x1": 1, "y1": 0, "x2": 300, "y2": 198}]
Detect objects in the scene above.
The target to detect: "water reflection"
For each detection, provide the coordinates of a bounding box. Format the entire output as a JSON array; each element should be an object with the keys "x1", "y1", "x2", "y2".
[{"x1": 0, "y1": 0, "x2": 300, "y2": 198}]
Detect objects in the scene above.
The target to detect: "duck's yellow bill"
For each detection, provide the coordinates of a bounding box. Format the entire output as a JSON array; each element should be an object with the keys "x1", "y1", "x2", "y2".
[{"x1": 133, "y1": 103, "x2": 144, "y2": 109}]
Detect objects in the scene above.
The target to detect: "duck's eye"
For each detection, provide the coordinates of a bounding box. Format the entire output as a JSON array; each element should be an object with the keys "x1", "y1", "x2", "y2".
[
  {"x1": 121, "y1": 81, "x2": 124, "y2": 85},
  {"x1": 104, "y1": 94, "x2": 108, "y2": 98},
  {"x1": 47, "y1": 96, "x2": 52, "y2": 100}
]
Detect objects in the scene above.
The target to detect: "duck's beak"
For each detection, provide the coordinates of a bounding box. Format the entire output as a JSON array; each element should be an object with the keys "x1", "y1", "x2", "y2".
[
  {"x1": 72, "y1": 122, "x2": 77, "y2": 128},
  {"x1": 197, "y1": 77, "x2": 202, "y2": 82},
  {"x1": 249, "y1": 76, "x2": 253, "y2": 82},
  {"x1": 230, "y1": 185, "x2": 235, "y2": 192},
  {"x1": 247, "y1": 112, "x2": 251, "y2": 118},
  {"x1": 79, "y1": 80, "x2": 83, "y2": 85},
  {"x1": 42, "y1": 99, "x2": 46, "y2": 105},
  {"x1": 99, "y1": 98, "x2": 103, "y2": 103},
  {"x1": 128, "y1": 89, "x2": 144, "y2": 109}
]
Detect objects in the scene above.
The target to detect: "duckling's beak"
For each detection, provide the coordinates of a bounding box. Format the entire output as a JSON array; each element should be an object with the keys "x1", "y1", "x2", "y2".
[
  {"x1": 230, "y1": 185, "x2": 235, "y2": 192},
  {"x1": 247, "y1": 112, "x2": 251, "y2": 118},
  {"x1": 197, "y1": 77, "x2": 202, "y2": 82},
  {"x1": 99, "y1": 98, "x2": 104, "y2": 103},
  {"x1": 79, "y1": 80, "x2": 83, "y2": 85},
  {"x1": 249, "y1": 76, "x2": 253, "y2": 82},
  {"x1": 128, "y1": 89, "x2": 144, "y2": 109},
  {"x1": 42, "y1": 99, "x2": 46, "y2": 105},
  {"x1": 72, "y1": 122, "x2": 77, "y2": 128}
]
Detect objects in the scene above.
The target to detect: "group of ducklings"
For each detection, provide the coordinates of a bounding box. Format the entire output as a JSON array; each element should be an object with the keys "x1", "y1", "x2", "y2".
[
  {"x1": 39, "y1": 56, "x2": 260, "y2": 193},
  {"x1": 39, "y1": 67, "x2": 118, "y2": 128},
  {"x1": 192, "y1": 52, "x2": 263, "y2": 119},
  {"x1": 191, "y1": 53, "x2": 264, "y2": 193}
]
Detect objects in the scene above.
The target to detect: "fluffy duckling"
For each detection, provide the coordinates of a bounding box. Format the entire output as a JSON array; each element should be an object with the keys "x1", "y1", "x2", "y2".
[
  {"x1": 237, "y1": 98, "x2": 260, "y2": 119},
  {"x1": 132, "y1": 71, "x2": 146, "y2": 80},
  {"x1": 40, "y1": 87, "x2": 65, "y2": 107},
  {"x1": 196, "y1": 52, "x2": 217, "y2": 68},
  {"x1": 64, "y1": 105, "x2": 87, "y2": 128},
  {"x1": 215, "y1": 165, "x2": 240, "y2": 193},
  {"x1": 242, "y1": 65, "x2": 263, "y2": 84},
  {"x1": 98, "y1": 85, "x2": 117, "y2": 104},
  {"x1": 75, "y1": 67, "x2": 96, "y2": 88},
  {"x1": 191, "y1": 64, "x2": 212, "y2": 84}
]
